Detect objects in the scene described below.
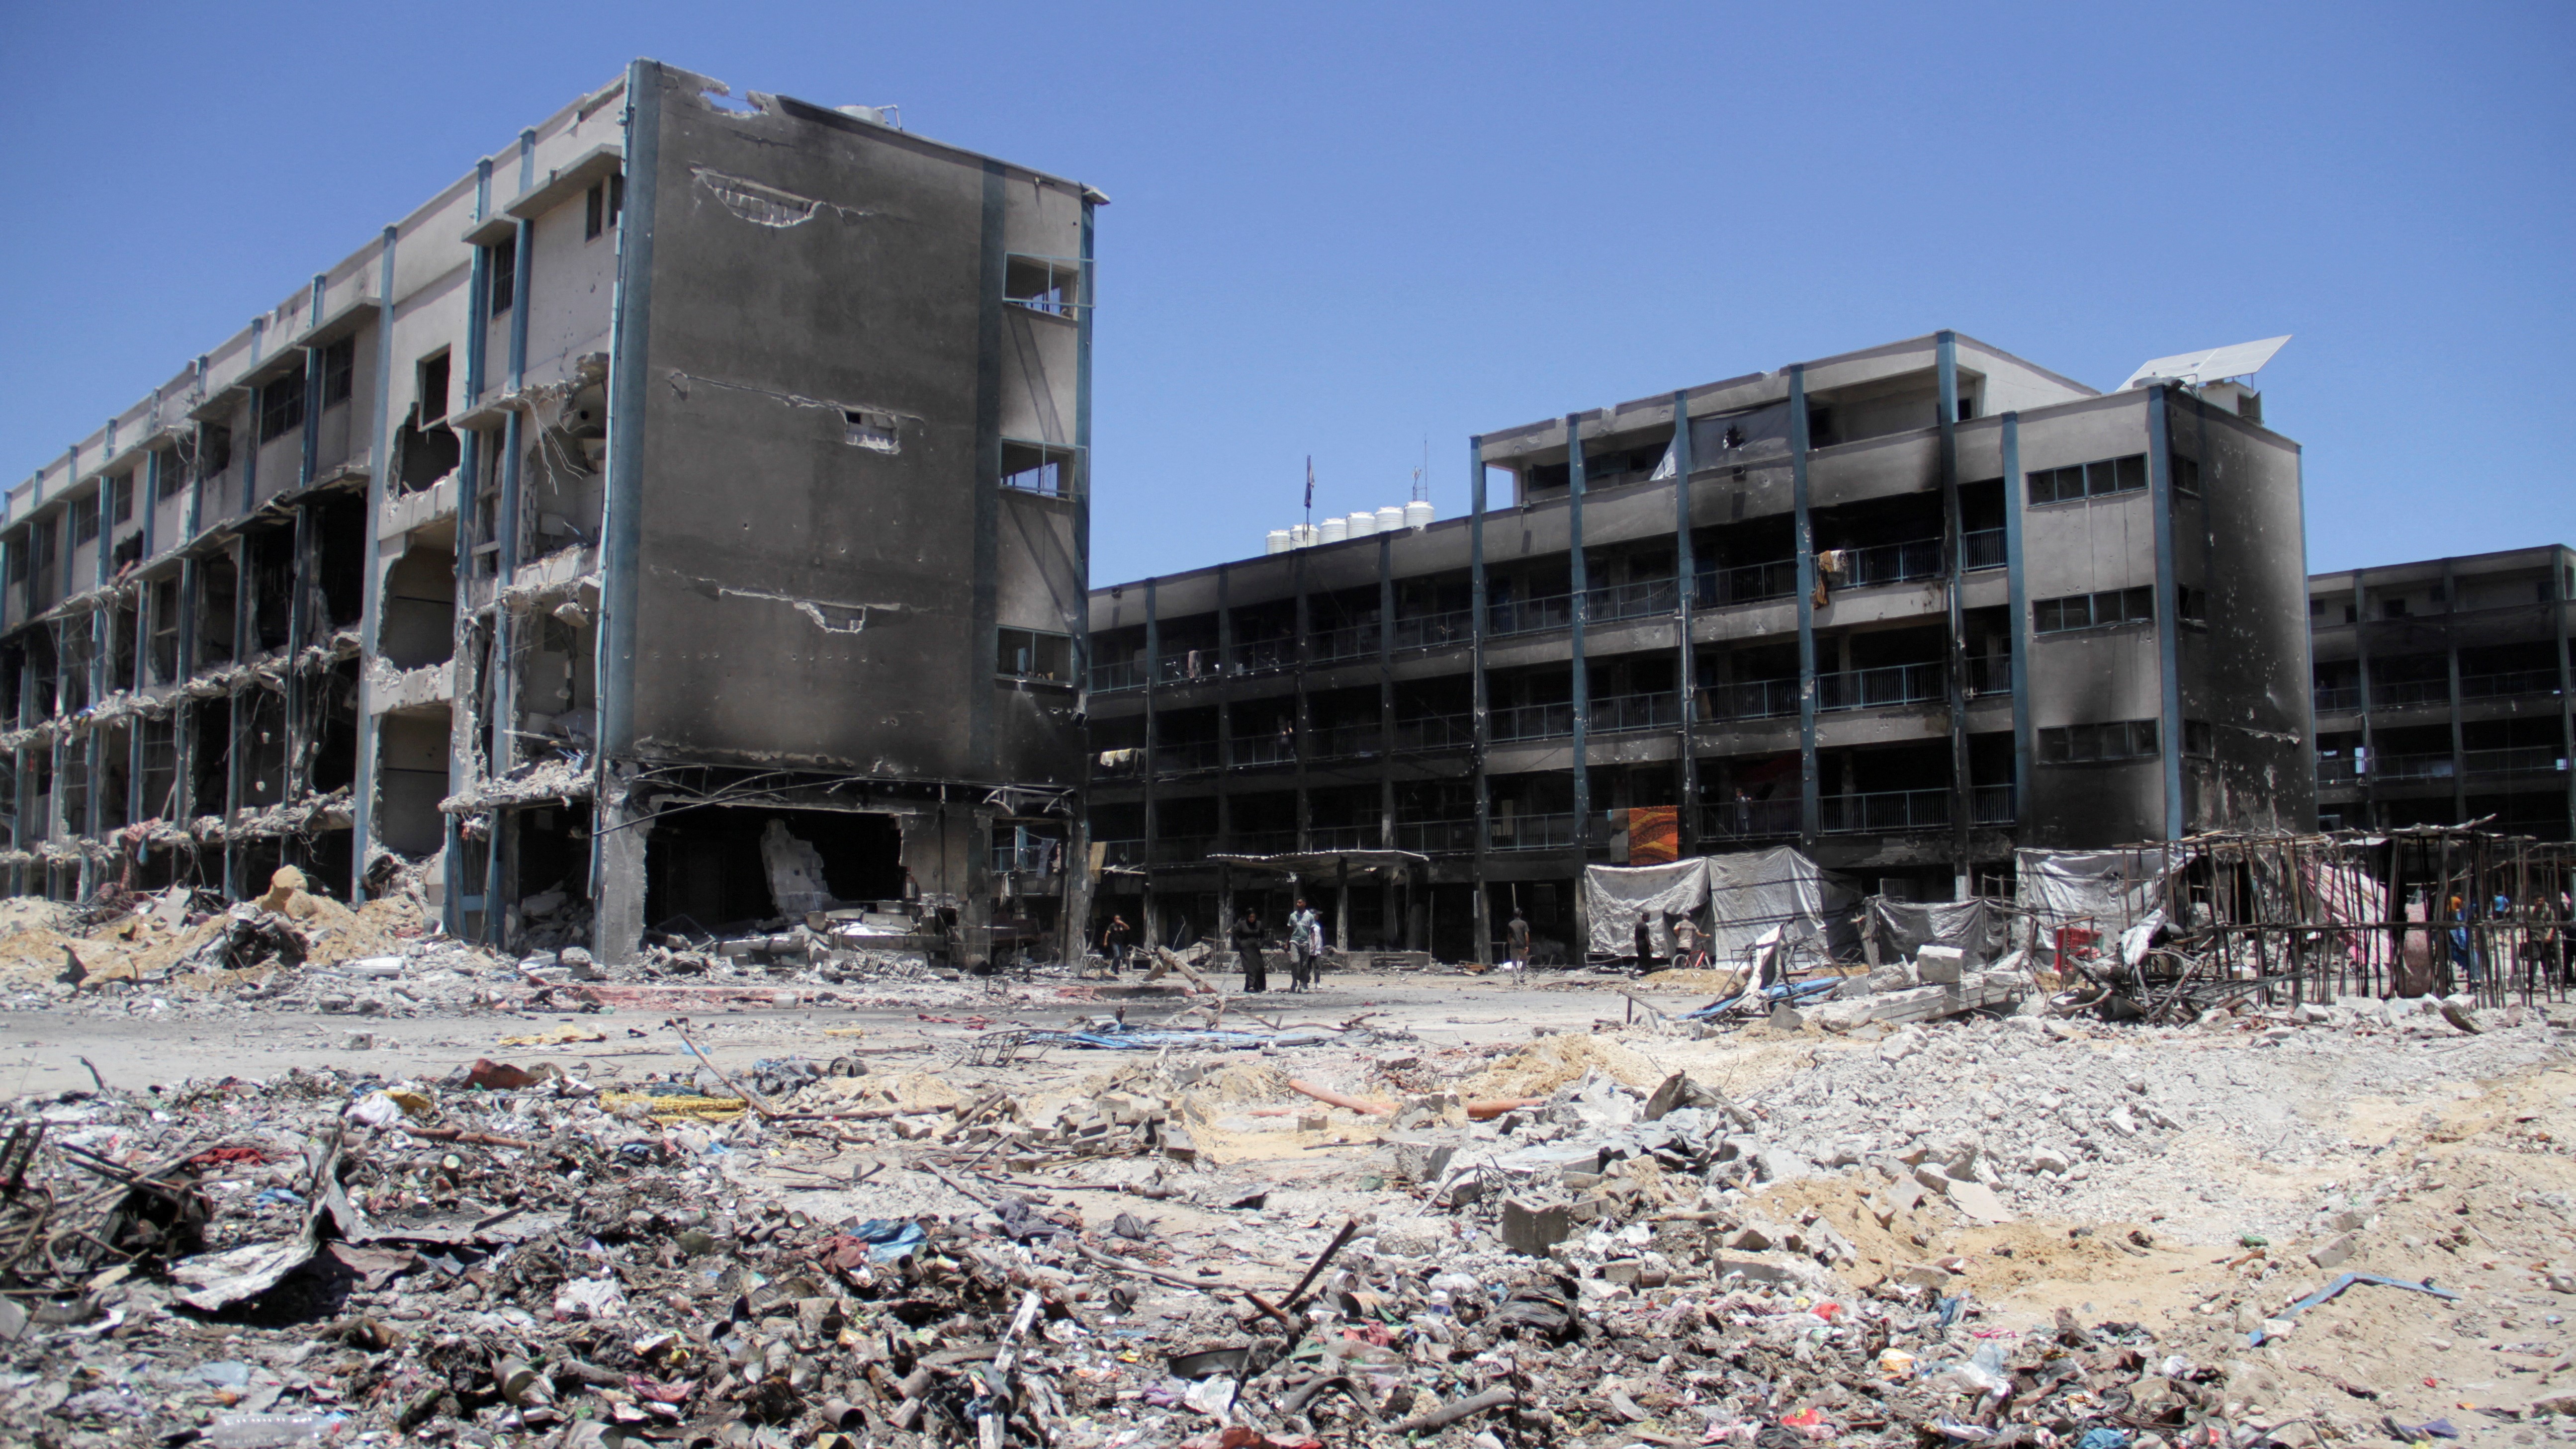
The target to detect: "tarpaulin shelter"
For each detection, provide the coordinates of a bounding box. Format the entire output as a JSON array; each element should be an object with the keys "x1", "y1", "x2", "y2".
[
  {"x1": 1864, "y1": 897, "x2": 2010, "y2": 966},
  {"x1": 2014, "y1": 846, "x2": 2196, "y2": 936},
  {"x1": 1583, "y1": 847, "x2": 1859, "y2": 963}
]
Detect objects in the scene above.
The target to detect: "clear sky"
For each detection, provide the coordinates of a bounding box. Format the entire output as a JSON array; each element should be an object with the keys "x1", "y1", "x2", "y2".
[{"x1": 1, "y1": 1, "x2": 2568, "y2": 586}]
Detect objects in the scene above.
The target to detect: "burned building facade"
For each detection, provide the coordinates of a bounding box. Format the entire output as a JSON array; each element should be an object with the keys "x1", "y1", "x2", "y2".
[
  {"x1": 1085, "y1": 333, "x2": 2313, "y2": 962},
  {"x1": 0, "y1": 61, "x2": 1095, "y2": 962},
  {"x1": 2309, "y1": 545, "x2": 2576, "y2": 839}
]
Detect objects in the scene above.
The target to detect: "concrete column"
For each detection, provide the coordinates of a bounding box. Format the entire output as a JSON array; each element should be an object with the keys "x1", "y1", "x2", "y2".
[
  {"x1": 1565, "y1": 415, "x2": 1591, "y2": 956},
  {"x1": 1790, "y1": 366, "x2": 1819, "y2": 845},
  {"x1": 2143, "y1": 385, "x2": 2185, "y2": 839},
  {"x1": 1377, "y1": 533, "x2": 1395, "y2": 851},
  {"x1": 2001, "y1": 414, "x2": 2033, "y2": 833},
  {"x1": 1468, "y1": 437, "x2": 1491, "y2": 964},
  {"x1": 2443, "y1": 558, "x2": 2466, "y2": 824},
  {"x1": 2353, "y1": 571, "x2": 2377, "y2": 828},
  {"x1": 1141, "y1": 576, "x2": 1159, "y2": 865},
  {"x1": 1293, "y1": 550, "x2": 1311, "y2": 851},
  {"x1": 1935, "y1": 332, "x2": 1971, "y2": 893},
  {"x1": 1214, "y1": 566, "x2": 1232, "y2": 849},
  {"x1": 224, "y1": 535, "x2": 250, "y2": 899},
  {"x1": 593, "y1": 764, "x2": 647, "y2": 963},
  {"x1": 353, "y1": 226, "x2": 398, "y2": 900},
  {"x1": 1670, "y1": 391, "x2": 1697, "y2": 852}
]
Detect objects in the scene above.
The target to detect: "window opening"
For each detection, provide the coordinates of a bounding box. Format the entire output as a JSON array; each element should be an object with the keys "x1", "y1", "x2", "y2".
[
  {"x1": 418, "y1": 353, "x2": 450, "y2": 423},
  {"x1": 2178, "y1": 586, "x2": 2207, "y2": 626},
  {"x1": 997, "y1": 628, "x2": 1073, "y2": 683},
  {"x1": 2033, "y1": 585, "x2": 2154, "y2": 634},
  {"x1": 1003, "y1": 255, "x2": 1084, "y2": 318},
  {"x1": 2028, "y1": 452, "x2": 2146, "y2": 505},
  {"x1": 1000, "y1": 440, "x2": 1077, "y2": 498},
  {"x1": 2037, "y1": 719, "x2": 2160, "y2": 763},
  {"x1": 109, "y1": 474, "x2": 133, "y2": 524},
  {"x1": 488, "y1": 242, "x2": 516, "y2": 317},
  {"x1": 154, "y1": 449, "x2": 186, "y2": 501},
  {"x1": 2183, "y1": 720, "x2": 2214, "y2": 757},
  {"x1": 73, "y1": 501, "x2": 99, "y2": 545},
  {"x1": 2172, "y1": 455, "x2": 2200, "y2": 496},
  {"x1": 843, "y1": 410, "x2": 899, "y2": 453},
  {"x1": 321, "y1": 337, "x2": 355, "y2": 409},
  {"x1": 260, "y1": 368, "x2": 306, "y2": 442}
]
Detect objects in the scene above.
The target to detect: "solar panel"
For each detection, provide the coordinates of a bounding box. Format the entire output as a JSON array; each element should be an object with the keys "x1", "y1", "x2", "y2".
[{"x1": 2120, "y1": 335, "x2": 2292, "y2": 390}]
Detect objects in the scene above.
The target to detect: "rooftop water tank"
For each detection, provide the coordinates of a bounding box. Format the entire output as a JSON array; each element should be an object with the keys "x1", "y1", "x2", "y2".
[
  {"x1": 1346, "y1": 510, "x2": 1379, "y2": 538},
  {"x1": 1291, "y1": 523, "x2": 1319, "y2": 548},
  {"x1": 1265, "y1": 529, "x2": 1292, "y2": 555},
  {"x1": 1375, "y1": 506, "x2": 1407, "y2": 535},
  {"x1": 1404, "y1": 500, "x2": 1434, "y2": 531},
  {"x1": 1317, "y1": 516, "x2": 1348, "y2": 544}
]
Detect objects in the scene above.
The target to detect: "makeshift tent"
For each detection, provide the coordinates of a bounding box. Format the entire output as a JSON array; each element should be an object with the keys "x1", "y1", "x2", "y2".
[
  {"x1": 1583, "y1": 847, "x2": 1858, "y2": 963},
  {"x1": 1864, "y1": 896, "x2": 2009, "y2": 966},
  {"x1": 2013, "y1": 846, "x2": 2195, "y2": 935}
]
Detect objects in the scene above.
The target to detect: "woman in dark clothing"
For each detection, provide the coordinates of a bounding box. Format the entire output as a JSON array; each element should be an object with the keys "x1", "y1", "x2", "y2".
[{"x1": 1232, "y1": 910, "x2": 1268, "y2": 993}]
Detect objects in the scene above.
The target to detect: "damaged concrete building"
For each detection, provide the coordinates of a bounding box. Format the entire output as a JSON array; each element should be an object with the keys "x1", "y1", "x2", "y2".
[
  {"x1": 0, "y1": 61, "x2": 1096, "y2": 963},
  {"x1": 2309, "y1": 544, "x2": 2576, "y2": 838},
  {"x1": 1086, "y1": 333, "x2": 2313, "y2": 962}
]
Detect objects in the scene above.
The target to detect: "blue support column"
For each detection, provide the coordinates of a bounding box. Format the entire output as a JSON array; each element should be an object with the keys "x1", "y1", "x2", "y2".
[
  {"x1": 2143, "y1": 385, "x2": 2186, "y2": 839},
  {"x1": 1790, "y1": 366, "x2": 1819, "y2": 845},
  {"x1": 2001, "y1": 414, "x2": 2032, "y2": 833},
  {"x1": 592, "y1": 64, "x2": 660, "y2": 960},
  {"x1": 483, "y1": 212, "x2": 534, "y2": 946},
  {"x1": 1670, "y1": 392, "x2": 1697, "y2": 850},
  {"x1": 1936, "y1": 332, "x2": 1971, "y2": 890},
  {"x1": 1565, "y1": 415, "x2": 1590, "y2": 876},
  {"x1": 353, "y1": 226, "x2": 399, "y2": 901},
  {"x1": 1140, "y1": 576, "x2": 1159, "y2": 943},
  {"x1": 1468, "y1": 437, "x2": 1490, "y2": 963}
]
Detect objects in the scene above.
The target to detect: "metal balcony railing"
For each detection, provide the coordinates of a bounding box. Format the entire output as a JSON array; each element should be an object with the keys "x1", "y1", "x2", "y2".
[
  {"x1": 1490, "y1": 811, "x2": 1578, "y2": 851},
  {"x1": 1390, "y1": 609, "x2": 1473, "y2": 651},
  {"x1": 1396, "y1": 818, "x2": 1479, "y2": 853},
  {"x1": 2313, "y1": 685, "x2": 2361, "y2": 714},
  {"x1": 1586, "y1": 578, "x2": 1680, "y2": 624},
  {"x1": 1703, "y1": 678, "x2": 1801, "y2": 722},
  {"x1": 1091, "y1": 658, "x2": 1147, "y2": 693},
  {"x1": 2469, "y1": 746, "x2": 2567, "y2": 777},
  {"x1": 2376, "y1": 678, "x2": 2452, "y2": 708},
  {"x1": 1972, "y1": 784, "x2": 2016, "y2": 825},
  {"x1": 1491, "y1": 701, "x2": 1574, "y2": 742},
  {"x1": 1234, "y1": 734, "x2": 1298, "y2": 767},
  {"x1": 2316, "y1": 756, "x2": 2363, "y2": 784},
  {"x1": 1696, "y1": 559, "x2": 1798, "y2": 608},
  {"x1": 1592, "y1": 691, "x2": 1684, "y2": 733},
  {"x1": 1226, "y1": 830, "x2": 1297, "y2": 856},
  {"x1": 1306, "y1": 724, "x2": 1385, "y2": 761},
  {"x1": 1962, "y1": 528, "x2": 2007, "y2": 571},
  {"x1": 1309, "y1": 622, "x2": 1378, "y2": 666},
  {"x1": 1832, "y1": 537, "x2": 1946, "y2": 588},
  {"x1": 1487, "y1": 593, "x2": 1575, "y2": 638},
  {"x1": 1699, "y1": 797, "x2": 1800, "y2": 841},
  {"x1": 1306, "y1": 824, "x2": 1376, "y2": 851},
  {"x1": 1967, "y1": 656, "x2": 2014, "y2": 697},
  {"x1": 2374, "y1": 752, "x2": 2456, "y2": 781},
  {"x1": 1817, "y1": 662, "x2": 1945, "y2": 712},
  {"x1": 1392, "y1": 713, "x2": 1475, "y2": 750},
  {"x1": 2460, "y1": 669, "x2": 2564, "y2": 701},
  {"x1": 1152, "y1": 739, "x2": 1222, "y2": 772},
  {"x1": 1820, "y1": 788, "x2": 1951, "y2": 834}
]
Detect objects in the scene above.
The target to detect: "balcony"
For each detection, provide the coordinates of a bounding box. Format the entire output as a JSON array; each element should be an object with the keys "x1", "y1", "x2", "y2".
[
  {"x1": 1306, "y1": 824, "x2": 1376, "y2": 851},
  {"x1": 1490, "y1": 811, "x2": 1579, "y2": 852},
  {"x1": 1153, "y1": 739, "x2": 1222, "y2": 773},
  {"x1": 1962, "y1": 528, "x2": 2006, "y2": 571},
  {"x1": 1491, "y1": 700, "x2": 1573, "y2": 743},
  {"x1": 1699, "y1": 797, "x2": 1800, "y2": 841},
  {"x1": 1228, "y1": 829, "x2": 1297, "y2": 856},
  {"x1": 2470, "y1": 746, "x2": 2567, "y2": 776},
  {"x1": 1488, "y1": 593, "x2": 1575, "y2": 639},
  {"x1": 1817, "y1": 662, "x2": 1944, "y2": 712},
  {"x1": 2316, "y1": 756, "x2": 2363, "y2": 785},
  {"x1": 1392, "y1": 712, "x2": 1475, "y2": 751},
  {"x1": 1593, "y1": 691, "x2": 1684, "y2": 734},
  {"x1": 1396, "y1": 817, "x2": 1479, "y2": 853},
  {"x1": 1704, "y1": 677, "x2": 1801, "y2": 722},
  {"x1": 2313, "y1": 685, "x2": 2361, "y2": 714},
  {"x1": 1696, "y1": 559, "x2": 1797, "y2": 608},
  {"x1": 1820, "y1": 787, "x2": 1951, "y2": 834},
  {"x1": 2375, "y1": 678, "x2": 2452, "y2": 709},
  {"x1": 1307, "y1": 722, "x2": 1385, "y2": 761},
  {"x1": 2347, "y1": 747, "x2": 2568, "y2": 783},
  {"x1": 1830, "y1": 537, "x2": 1945, "y2": 589},
  {"x1": 1973, "y1": 784, "x2": 2016, "y2": 825},
  {"x1": 2460, "y1": 669, "x2": 2563, "y2": 702},
  {"x1": 1391, "y1": 609, "x2": 1472, "y2": 651}
]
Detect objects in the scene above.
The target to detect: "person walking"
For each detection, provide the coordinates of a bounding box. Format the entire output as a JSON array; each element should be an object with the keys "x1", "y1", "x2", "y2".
[
  {"x1": 1101, "y1": 913, "x2": 1133, "y2": 974},
  {"x1": 1672, "y1": 913, "x2": 1703, "y2": 971},
  {"x1": 1288, "y1": 898, "x2": 1321, "y2": 993},
  {"x1": 1505, "y1": 908, "x2": 1531, "y2": 971},
  {"x1": 1232, "y1": 909, "x2": 1269, "y2": 993}
]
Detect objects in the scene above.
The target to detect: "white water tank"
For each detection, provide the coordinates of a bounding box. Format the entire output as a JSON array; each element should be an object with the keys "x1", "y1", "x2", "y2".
[
  {"x1": 1291, "y1": 523, "x2": 1319, "y2": 548},
  {"x1": 1346, "y1": 510, "x2": 1379, "y2": 538},
  {"x1": 1265, "y1": 529, "x2": 1292, "y2": 555},
  {"x1": 1375, "y1": 505, "x2": 1406, "y2": 535},
  {"x1": 1318, "y1": 516, "x2": 1348, "y2": 544},
  {"x1": 1404, "y1": 500, "x2": 1434, "y2": 531}
]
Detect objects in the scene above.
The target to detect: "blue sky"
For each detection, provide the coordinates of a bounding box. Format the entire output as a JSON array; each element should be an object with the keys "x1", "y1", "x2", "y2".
[{"x1": 1, "y1": 1, "x2": 2568, "y2": 585}]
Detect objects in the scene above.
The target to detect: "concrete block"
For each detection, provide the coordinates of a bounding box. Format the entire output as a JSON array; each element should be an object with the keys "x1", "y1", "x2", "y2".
[
  {"x1": 1389, "y1": 1137, "x2": 1456, "y2": 1185},
  {"x1": 1501, "y1": 1196, "x2": 1573, "y2": 1258},
  {"x1": 1913, "y1": 1164, "x2": 1956, "y2": 1195},
  {"x1": 1944, "y1": 1180, "x2": 2014, "y2": 1223},
  {"x1": 1914, "y1": 945, "x2": 1966, "y2": 985},
  {"x1": 1755, "y1": 1148, "x2": 1810, "y2": 1183},
  {"x1": 2307, "y1": 1232, "x2": 2357, "y2": 1270}
]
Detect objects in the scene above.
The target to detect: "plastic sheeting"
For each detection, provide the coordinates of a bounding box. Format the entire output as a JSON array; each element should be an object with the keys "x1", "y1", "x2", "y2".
[
  {"x1": 2013, "y1": 846, "x2": 2194, "y2": 936},
  {"x1": 1585, "y1": 847, "x2": 1858, "y2": 963},
  {"x1": 1865, "y1": 897, "x2": 2008, "y2": 966}
]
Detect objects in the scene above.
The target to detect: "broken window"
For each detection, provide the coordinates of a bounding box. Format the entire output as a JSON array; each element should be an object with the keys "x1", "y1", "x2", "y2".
[
  {"x1": 154, "y1": 448, "x2": 187, "y2": 501},
  {"x1": 1003, "y1": 255, "x2": 1084, "y2": 318},
  {"x1": 2184, "y1": 719, "x2": 2214, "y2": 757},
  {"x1": 1000, "y1": 441, "x2": 1076, "y2": 498},
  {"x1": 2171, "y1": 455, "x2": 2200, "y2": 497},
  {"x1": 321, "y1": 337, "x2": 355, "y2": 409},
  {"x1": 584, "y1": 175, "x2": 624, "y2": 240},
  {"x1": 2028, "y1": 453, "x2": 2146, "y2": 505},
  {"x1": 487, "y1": 242, "x2": 517, "y2": 317},
  {"x1": 997, "y1": 628, "x2": 1073, "y2": 684},
  {"x1": 260, "y1": 368, "x2": 306, "y2": 442},
  {"x1": 2178, "y1": 586, "x2": 2208, "y2": 626},
  {"x1": 2033, "y1": 585, "x2": 2154, "y2": 634},
  {"x1": 2037, "y1": 719, "x2": 2159, "y2": 764},
  {"x1": 418, "y1": 353, "x2": 450, "y2": 422},
  {"x1": 843, "y1": 410, "x2": 900, "y2": 453}
]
